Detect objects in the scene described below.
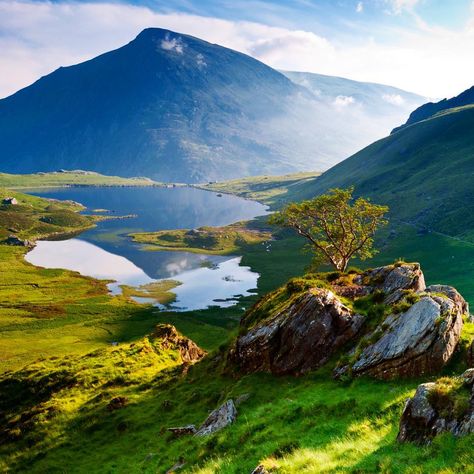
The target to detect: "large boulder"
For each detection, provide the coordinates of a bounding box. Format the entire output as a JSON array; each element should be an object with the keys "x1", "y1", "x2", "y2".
[
  {"x1": 356, "y1": 263, "x2": 426, "y2": 294},
  {"x1": 230, "y1": 288, "x2": 365, "y2": 376},
  {"x1": 231, "y1": 262, "x2": 467, "y2": 380},
  {"x1": 397, "y1": 370, "x2": 474, "y2": 444},
  {"x1": 335, "y1": 293, "x2": 464, "y2": 380}
]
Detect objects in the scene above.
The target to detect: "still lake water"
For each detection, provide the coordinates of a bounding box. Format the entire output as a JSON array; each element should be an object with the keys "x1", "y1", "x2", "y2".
[{"x1": 24, "y1": 187, "x2": 269, "y2": 310}]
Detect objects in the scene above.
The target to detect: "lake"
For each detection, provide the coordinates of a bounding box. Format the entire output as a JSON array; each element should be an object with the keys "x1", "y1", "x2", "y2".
[{"x1": 24, "y1": 186, "x2": 269, "y2": 310}]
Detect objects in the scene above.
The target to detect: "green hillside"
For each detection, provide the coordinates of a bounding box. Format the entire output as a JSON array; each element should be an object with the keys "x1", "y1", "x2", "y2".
[
  {"x1": 291, "y1": 104, "x2": 474, "y2": 240},
  {"x1": 0, "y1": 171, "x2": 160, "y2": 189}
]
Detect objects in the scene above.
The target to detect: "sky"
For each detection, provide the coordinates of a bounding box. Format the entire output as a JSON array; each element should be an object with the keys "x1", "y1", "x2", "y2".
[{"x1": 1, "y1": 0, "x2": 474, "y2": 99}]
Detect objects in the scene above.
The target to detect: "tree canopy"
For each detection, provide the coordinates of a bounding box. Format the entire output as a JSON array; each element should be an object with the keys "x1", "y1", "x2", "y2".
[{"x1": 270, "y1": 187, "x2": 388, "y2": 272}]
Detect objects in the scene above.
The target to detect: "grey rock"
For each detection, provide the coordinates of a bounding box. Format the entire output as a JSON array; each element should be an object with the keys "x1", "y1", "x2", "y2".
[
  {"x1": 461, "y1": 368, "x2": 474, "y2": 385},
  {"x1": 337, "y1": 294, "x2": 463, "y2": 379},
  {"x1": 363, "y1": 263, "x2": 426, "y2": 294},
  {"x1": 231, "y1": 288, "x2": 365, "y2": 376},
  {"x1": 195, "y1": 400, "x2": 237, "y2": 436},
  {"x1": 426, "y1": 285, "x2": 469, "y2": 316},
  {"x1": 2, "y1": 197, "x2": 18, "y2": 205},
  {"x1": 3, "y1": 235, "x2": 34, "y2": 247},
  {"x1": 398, "y1": 372, "x2": 474, "y2": 443}
]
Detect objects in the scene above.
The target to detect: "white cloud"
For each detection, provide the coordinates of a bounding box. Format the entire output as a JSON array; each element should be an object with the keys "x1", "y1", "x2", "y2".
[
  {"x1": 334, "y1": 95, "x2": 356, "y2": 107},
  {"x1": 356, "y1": 2, "x2": 364, "y2": 13},
  {"x1": 0, "y1": 0, "x2": 474, "y2": 99},
  {"x1": 388, "y1": 0, "x2": 420, "y2": 14},
  {"x1": 382, "y1": 93, "x2": 405, "y2": 105},
  {"x1": 161, "y1": 34, "x2": 184, "y2": 53}
]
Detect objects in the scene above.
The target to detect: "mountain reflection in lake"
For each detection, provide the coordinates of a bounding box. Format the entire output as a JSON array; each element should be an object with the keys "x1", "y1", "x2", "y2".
[{"x1": 24, "y1": 186, "x2": 268, "y2": 310}]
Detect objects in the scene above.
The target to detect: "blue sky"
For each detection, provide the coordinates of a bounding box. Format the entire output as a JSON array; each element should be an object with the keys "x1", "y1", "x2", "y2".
[{"x1": 1, "y1": 0, "x2": 474, "y2": 98}]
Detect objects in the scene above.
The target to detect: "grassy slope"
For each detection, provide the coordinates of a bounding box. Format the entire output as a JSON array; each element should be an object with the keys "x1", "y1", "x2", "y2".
[
  {"x1": 2, "y1": 262, "x2": 473, "y2": 473},
  {"x1": 0, "y1": 188, "x2": 164, "y2": 372},
  {"x1": 195, "y1": 172, "x2": 321, "y2": 208},
  {"x1": 0, "y1": 171, "x2": 161, "y2": 189},
  {"x1": 130, "y1": 221, "x2": 272, "y2": 255},
  {"x1": 286, "y1": 105, "x2": 474, "y2": 240},
  {"x1": 2, "y1": 186, "x2": 474, "y2": 472}
]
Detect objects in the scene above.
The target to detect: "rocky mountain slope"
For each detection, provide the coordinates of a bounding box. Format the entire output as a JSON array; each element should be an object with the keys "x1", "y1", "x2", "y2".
[{"x1": 0, "y1": 28, "x2": 424, "y2": 183}]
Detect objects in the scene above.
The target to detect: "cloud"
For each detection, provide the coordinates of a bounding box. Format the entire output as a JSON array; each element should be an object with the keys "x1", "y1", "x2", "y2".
[
  {"x1": 161, "y1": 34, "x2": 185, "y2": 53},
  {"x1": 334, "y1": 95, "x2": 356, "y2": 107},
  {"x1": 382, "y1": 93, "x2": 405, "y2": 105},
  {"x1": 0, "y1": 0, "x2": 474, "y2": 99},
  {"x1": 388, "y1": 0, "x2": 420, "y2": 14},
  {"x1": 356, "y1": 2, "x2": 364, "y2": 13}
]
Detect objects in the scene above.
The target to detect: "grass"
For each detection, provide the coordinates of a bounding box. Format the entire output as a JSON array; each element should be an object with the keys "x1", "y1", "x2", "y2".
[
  {"x1": 120, "y1": 280, "x2": 182, "y2": 305},
  {"x1": 1, "y1": 186, "x2": 474, "y2": 472},
  {"x1": 0, "y1": 171, "x2": 162, "y2": 189},
  {"x1": 194, "y1": 172, "x2": 321, "y2": 208},
  {"x1": 427, "y1": 376, "x2": 472, "y2": 420},
  {"x1": 2, "y1": 349, "x2": 473, "y2": 474},
  {"x1": 130, "y1": 221, "x2": 272, "y2": 255},
  {"x1": 285, "y1": 104, "x2": 474, "y2": 241}
]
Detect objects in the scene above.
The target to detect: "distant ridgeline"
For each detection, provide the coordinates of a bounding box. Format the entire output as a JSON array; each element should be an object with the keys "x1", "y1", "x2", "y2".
[
  {"x1": 286, "y1": 84, "x2": 474, "y2": 240},
  {"x1": 0, "y1": 28, "x2": 424, "y2": 183}
]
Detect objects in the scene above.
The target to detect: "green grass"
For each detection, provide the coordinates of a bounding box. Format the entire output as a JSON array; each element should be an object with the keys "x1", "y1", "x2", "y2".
[
  {"x1": 2, "y1": 345, "x2": 473, "y2": 474},
  {"x1": 130, "y1": 221, "x2": 272, "y2": 255},
  {"x1": 1, "y1": 187, "x2": 474, "y2": 472},
  {"x1": 195, "y1": 172, "x2": 321, "y2": 208},
  {"x1": 0, "y1": 171, "x2": 162, "y2": 189},
  {"x1": 286, "y1": 104, "x2": 474, "y2": 241}
]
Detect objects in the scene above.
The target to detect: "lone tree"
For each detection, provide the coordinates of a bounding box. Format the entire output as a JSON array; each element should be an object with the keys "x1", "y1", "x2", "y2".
[{"x1": 270, "y1": 187, "x2": 388, "y2": 272}]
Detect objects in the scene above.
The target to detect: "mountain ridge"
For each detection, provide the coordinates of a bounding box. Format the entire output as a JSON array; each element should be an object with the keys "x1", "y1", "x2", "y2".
[{"x1": 0, "y1": 28, "x2": 425, "y2": 183}]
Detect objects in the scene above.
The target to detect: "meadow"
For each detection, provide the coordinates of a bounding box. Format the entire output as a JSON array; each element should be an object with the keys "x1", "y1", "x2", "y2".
[{"x1": 1, "y1": 185, "x2": 474, "y2": 473}]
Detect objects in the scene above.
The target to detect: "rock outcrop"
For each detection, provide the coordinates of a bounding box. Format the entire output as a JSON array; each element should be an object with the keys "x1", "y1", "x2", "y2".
[
  {"x1": 357, "y1": 262, "x2": 426, "y2": 294},
  {"x1": 232, "y1": 262, "x2": 467, "y2": 380},
  {"x1": 195, "y1": 400, "x2": 237, "y2": 436},
  {"x1": 151, "y1": 324, "x2": 205, "y2": 364},
  {"x1": 398, "y1": 369, "x2": 474, "y2": 444},
  {"x1": 335, "y1": 292, "x2": 464, "y2": 380},
  {"x1": 230, "y1": 288, "x2": 365, "y2": 376}
]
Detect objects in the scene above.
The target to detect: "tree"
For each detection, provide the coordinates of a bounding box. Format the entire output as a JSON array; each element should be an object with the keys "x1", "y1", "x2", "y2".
[{"x1": 269, "y1": 187, "x2": 388, "y2": 272}]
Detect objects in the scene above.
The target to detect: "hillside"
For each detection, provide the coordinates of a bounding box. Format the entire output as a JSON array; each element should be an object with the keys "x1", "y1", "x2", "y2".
[
  {"x1": 394, "y1": 85, "x2": 474, "y2": 132},
  {"x1": 288, "y1": 101, "x2": 474, "y2": 241},
  {"x1": 0, "y1": 29, "x2": 424, "y2": 183},
  {"x1": 0, "y1": 171, "x2": 160, "y2": 188}
]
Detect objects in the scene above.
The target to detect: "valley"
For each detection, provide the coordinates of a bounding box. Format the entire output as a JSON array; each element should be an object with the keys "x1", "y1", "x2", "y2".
[
  {"x1": 1, "y1": 11, "x2": 474, "y2": 474},
  {"x1": 1, "y1": 177, "x2": 474, "y2": 472}
]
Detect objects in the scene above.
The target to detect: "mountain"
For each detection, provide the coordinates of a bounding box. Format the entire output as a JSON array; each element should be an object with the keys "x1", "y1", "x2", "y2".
[
  {"x1": 0, "y1": 28, "x2": 425, "y2": 183},
  {"x1": 289, "y1": 86, "x2": 474, "y2": 240},
  {"x1": 283, "y1": 70, "x2": 424, "y2": 134},
  {"x1": 393, "y1": 85, "x2": 474, "y2": 132}
]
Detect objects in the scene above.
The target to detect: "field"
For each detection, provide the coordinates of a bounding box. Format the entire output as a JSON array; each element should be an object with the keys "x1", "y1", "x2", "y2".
[{"x1": 0, "y1": 171, "x2": 162, "y2": 189}]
